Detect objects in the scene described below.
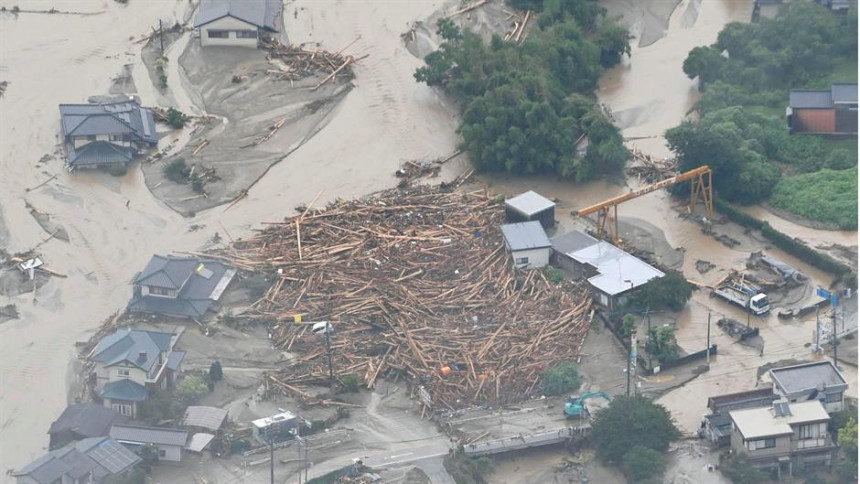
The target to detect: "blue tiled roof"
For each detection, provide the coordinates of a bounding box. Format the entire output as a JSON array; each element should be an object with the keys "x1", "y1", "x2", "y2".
[
  {"x1": 59, "y1": 99, "x2": 157, "y2": 144},
  {"x1": 128, "y1": 256, "x2": 235, "y2": 318},
  {"x1": 67, "y1": 141, "x2": 134, "y2": 167},
  {"x1": 99, "y1": 379, "x2": 149, "y2": 402},
  {"x1": 91, "y1": 328, "x2": 173, "y2": 372}
]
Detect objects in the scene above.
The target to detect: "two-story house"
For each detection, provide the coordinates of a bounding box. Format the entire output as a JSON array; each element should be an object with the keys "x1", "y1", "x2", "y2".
[
  {"x1": 729, "y1": 399, "x2": 835, "y2": 478},
  {"x1": 90, "y1": 328, "x2": 185, "y2": 418},
  {"x1": 59, "y1": 99, "x2": 158, "y2": 170},
  {"x1": 769, "y1": 360, "x2": 848, "y2": 413},
  {"x1": 127, "y1": 255, "x2": 236, "y2": 319}
]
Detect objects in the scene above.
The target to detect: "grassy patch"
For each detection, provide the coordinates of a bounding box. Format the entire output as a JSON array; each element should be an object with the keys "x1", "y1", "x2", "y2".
[{"x1": 769, "y1": 167, "x2": 858, "y2": 229}]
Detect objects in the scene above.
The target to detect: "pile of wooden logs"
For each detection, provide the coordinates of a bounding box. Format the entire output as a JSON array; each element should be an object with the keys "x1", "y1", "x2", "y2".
[
  {"x1": 503, "y1": 9, "x2": 531, "y2": 43},
  {"x1": 209, "y1": 181, "x2": 593, "y2": 409},
  {"x1": 626, "y1": 145, "x2": 678, "y2": 183},
  {"x1": 262, "y1": 40, "x2": 360, "y2": 89}
]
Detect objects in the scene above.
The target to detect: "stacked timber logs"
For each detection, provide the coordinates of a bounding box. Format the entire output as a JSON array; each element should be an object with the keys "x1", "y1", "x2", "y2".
[{"x1": 210, "y1": 182, "x2": 593, "y2": 409}]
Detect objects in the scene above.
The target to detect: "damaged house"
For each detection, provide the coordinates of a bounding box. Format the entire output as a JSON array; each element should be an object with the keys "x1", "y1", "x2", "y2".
[
  {"x1": 90, "y1": 328, "x2": 185, "y2": 418},
  {"x1": 13, "y1": 437, "x2": 140, "y2": 484},
  {"x1": 59, "y1": 99, "x2": 157, "y2": 170},
  {"x1": 127, "y1": 255, "x2": 236, "y2": 319}
]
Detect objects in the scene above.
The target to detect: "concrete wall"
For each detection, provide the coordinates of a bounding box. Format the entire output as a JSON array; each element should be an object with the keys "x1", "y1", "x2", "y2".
[
  {"x1": 199, "y1": 16, "x2": 259, "y2": 48},
  {"x1": 155, "y1": 444, "x2": 183, "y2": 462},
  {"x1": 731, "y1": 426, "x2": 791, "y2": 460},
  {"x1": 510, "y1": 247, "x2": 549, "y2": 269},
  {"x1": 103, "y1": 398, "x2": 138, "y2": 418}
]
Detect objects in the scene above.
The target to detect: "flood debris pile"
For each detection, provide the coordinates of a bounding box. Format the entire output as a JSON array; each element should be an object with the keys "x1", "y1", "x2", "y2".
[
  {"x1": 262, "y1": 40, "x2": 360, "y2": 89},
  {"x1": 214, "y1": 183, "x2": 593, "y2": 409},
  {"x1": 626, "y1": 145, "x2": 678, "y2": 183}
]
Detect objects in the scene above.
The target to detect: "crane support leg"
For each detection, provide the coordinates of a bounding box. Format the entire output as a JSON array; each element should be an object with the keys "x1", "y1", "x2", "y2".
[{"x1": 689, "y1": 170, "x2": 714, "y2": 218}]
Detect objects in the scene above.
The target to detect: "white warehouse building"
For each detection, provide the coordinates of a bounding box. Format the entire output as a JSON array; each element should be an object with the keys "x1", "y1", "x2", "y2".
[{"x1": 500, "y1": 221, "x2": 552, "y2": 269}]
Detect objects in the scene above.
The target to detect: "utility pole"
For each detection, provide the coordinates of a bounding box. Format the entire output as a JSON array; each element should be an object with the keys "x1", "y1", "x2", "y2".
[
  {"x1": 706, "y1": 311, "x2": 711, "y2": 364},
  {"x1": 268, "y1": 427, "x2": 274, "y2": 484},
  {"x1": 746, "y1": 307, "x2": 751, "y2": 328},
  {"x1": 645, "y1": 308, "x2": 652, "y2": 368},
  {"x1": 296, "y1": 409, "x2": 302, "y2": 484},
  {"x1": 815, "y1": 308, "x2": 820, "y2": 353},
  {"x1": 159, "y1": 19, "x2": 164, "y2": 54},
  {"x1": 325, "y1": 328, "x2": 334, "y2": 388},
  {"x1": 626, "y1": 340, "x2": 631, "y2": 397},
  {"x1": 832, "y1": 309, "x2": 838, "y2": 366}
]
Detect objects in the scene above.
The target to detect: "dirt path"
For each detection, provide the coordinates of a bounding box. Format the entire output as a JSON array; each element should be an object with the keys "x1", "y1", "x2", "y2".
[{"x1": 0, "y1": 0, "x2": 462, "y2": 479}]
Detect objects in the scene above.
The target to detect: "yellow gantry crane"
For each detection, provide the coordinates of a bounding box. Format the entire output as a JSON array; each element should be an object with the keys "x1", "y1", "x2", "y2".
[{"x1": 576, "y1": 165, "x2": 713, "y2": 245}]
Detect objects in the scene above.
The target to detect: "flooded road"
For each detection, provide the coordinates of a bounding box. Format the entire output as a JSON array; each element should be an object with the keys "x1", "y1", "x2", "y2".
[{"x1": 0, "y1": 0, "x2": 459, "y2": 478}]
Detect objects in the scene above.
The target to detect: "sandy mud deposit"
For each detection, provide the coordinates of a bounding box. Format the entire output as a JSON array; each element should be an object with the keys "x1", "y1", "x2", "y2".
[{"x1": 142, "y1": 42, "x2": 350, "y2": 215}]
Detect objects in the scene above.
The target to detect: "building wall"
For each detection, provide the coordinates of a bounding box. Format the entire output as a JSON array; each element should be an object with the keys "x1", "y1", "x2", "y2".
[
  {"x1": 835, "y1": 106, "x2": 858, "y2": 133},
  {"x1": 199, "y1": 17, "x2": 259, "y2": 48},
  {"x1": 72, "y1": 133, "x2": 126, "y2": 149},
  {"x1": 793, "y1": 108, "x2": 836, "y2": 133},
  {"x1": 730, "y1": 426, "x2": 792, "y2": 460},
  {"x1": 141, "y1": 285, "x2": 179, "y2": 298},
  {"x1": 510, "y1": 247, "x2": 549, "y2": 269},
  {"x1": 155, "y1": 444, "x2": 183, "y2": 462},
  {"x1": 103, "y1": 398, "x2": 138, "y2": 418},
  {"x1": 94, "y1": 362, "x2": 148, "y2": 390}
]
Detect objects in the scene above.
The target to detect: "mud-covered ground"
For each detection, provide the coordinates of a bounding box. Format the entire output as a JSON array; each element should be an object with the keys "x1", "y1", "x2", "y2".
[{"x1": 142, "y1": 41, "x2": 351, "y2": 215}]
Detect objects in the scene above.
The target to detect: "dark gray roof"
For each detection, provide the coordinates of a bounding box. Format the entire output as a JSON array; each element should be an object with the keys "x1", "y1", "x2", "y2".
[
  {"x1": 770, "y1": 361, "x2": 848, "y2": 395},
  {"x1": 74, "y1": 437, "x2": 141, "y2": 475},
  {"x1": 91, "y1": 327, "x2": 174, "y2": 372},
  {"x1": 59, "y1": 99, "x2": 157, "y2": 143},
  {"x1": 505, "y1": 191, "x2": 555, "y2": 216},
  {"x1": 551, "y1": 230, "x2": 598, "y2": 256},
  {"x1": 500, "y1": 221, "x2": 552, "y2": 251},
  {"x1": 110, "y1": 424, "x2": 189, "y2": 447},
  {"x1": 67, "y1": 140, "x2": 134, "y2": 167},
  {"x1": 128, "y1": 256, "x2": 235, "y2": 318},
  {"x1": 707, "y1": 388, "x2": 778, "y2": 414},
  {"x1": 49, "y1": 403, "x2": 129, "y2": 439},
  {"x1": 183, "y1": 406, "x2": 229, "y2": 430},
  {"x1": 193, "y1": 0, "x2": 282, "y2": 32},
  {"x1": 831, "y1": 83, "x2": 858, "y2": 103},
  {"x1": 166, "y1": 350, "x2": 186, "y2": 371},
  {"x1": 99, "y1": 379, "x2": 149, "y2": 402}
]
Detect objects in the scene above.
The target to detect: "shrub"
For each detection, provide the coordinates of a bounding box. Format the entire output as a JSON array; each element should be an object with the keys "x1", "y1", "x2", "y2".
[
  {"x1": 108, "y1": 164, "x2": 128, "y2": 177},
  {"x1": 591, "y1": 396, "x2": 679, "y2": 463},
  {"x1": 718, "y1": 451, "x2": 767, "y2": 484},
  {"x1": 339, "y1": 373, "x2": 362, "y2": 393},
  {"x1": 619, "y1": 313, "x2": 636, "y2": 340},
  {"x1": 443, "y1": 453, "x2": 494, "y2": 484},
  {"x1": 769, "y1": 167, "x2": 858, "y2": 230},
  {"x1": 826, "y1": 148, "x2": 857, "y2": 170},
  {"x1": 622, "y1": 445, "x2": 666, "y2": 482},
  {"x1": 191, "y1": 177, "x2": 204, "y2": 193},
  {"x1": 163, "y1": 158, "x2": 190, "y2": 183},
  {"x1": 542, "y1": 361, "x2": 580, "y2": 396},
  {"x1": 165, "y1": 107, "x2": 186, "y2": 129},
  {"x1": 838, "y1": 417, "x2": 858, "y2": 464},
  {"x1": 645, "y1": 326, "x2": 681, "y2": 364},
  {"x1": 137, "y1": 390, "x2": 185, "y2": 426},
  {"x1": 176, "y1": 374, "x2": 209, "y2": 404},
  {"x1": 544, "y1": 266, "x2": 564, "y2": 283}
]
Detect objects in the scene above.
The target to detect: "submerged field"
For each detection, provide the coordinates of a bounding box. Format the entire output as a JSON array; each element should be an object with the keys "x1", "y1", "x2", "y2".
[{"x1": 770, "y1": 166, "x2": 858, "y2": 230}]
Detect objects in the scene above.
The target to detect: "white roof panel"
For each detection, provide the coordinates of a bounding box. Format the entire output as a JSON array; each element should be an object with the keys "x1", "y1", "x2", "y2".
[
  {"x1": 729, "y1": 401, "x2": 830, "y2": 440},
  {"x1": 505, "y1": 191, "x2": 555, "y2": 216},
  {"x1": 501, "y1": 222, "x2": 552, "y2": 251},
  {"x1": 567, "y1": 241, "x2": 664, "y2": 296}
]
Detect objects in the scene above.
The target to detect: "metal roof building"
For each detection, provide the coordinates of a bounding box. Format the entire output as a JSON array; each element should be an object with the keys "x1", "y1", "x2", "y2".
[
  {"x1": 500, "y1": 222, "x2": 552, "y2": 269},
  {"x1": 729, "y1": 400, "x2": 829, "y2": 440},
  {"x1": 183, "y1": 406, "x2": 229, "y2": 431},
  {"x1": 505, "y1": 191, "x2": 556, "y2": 228},
  {"x1": 769, "y1": 361, "x2": 848, "y2": 413},
  {"x1": 110, "y1": 424, "x2": 189, "y2": 462}
]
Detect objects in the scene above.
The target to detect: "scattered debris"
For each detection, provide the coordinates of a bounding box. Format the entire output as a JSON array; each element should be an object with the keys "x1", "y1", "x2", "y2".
[
  {"x1": 0, "y1": 304, "x2": 18, "y2": 324},
  {"x1": 695, "y1": 260, "x2": 715, "y2": 274},
  {"x1": 749, "y1": 251, "x2": 807, "y2": 286},
  {"x1": 262, "y1": 40, "x2": 364, "y2": 84},
  {"x1": 206, "y1": 180, "x2": 593, "y2": 409},
  {"x1": 0, "y1": 80, "x2": 7, "y2": 98},
  {"x1": 716, "y1": 318, "x2": 759, "y2": 342},
  {"x1": 627, "y1": 145, "x2": 678, "y2": 183}
]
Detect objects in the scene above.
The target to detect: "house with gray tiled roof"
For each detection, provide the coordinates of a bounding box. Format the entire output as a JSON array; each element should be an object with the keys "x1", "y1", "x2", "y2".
[
  {"x1": 48, "y1": 403, "x2": 129, "y2": 450},
  {"x1": 90, "y1": 327, "x2": 185, "y2": 418},
  {"x1": 13, "y1": 437, "x2": 140, "y2": 484},
  {"x1": 59, "y1": 98, "x2": 157, "y2": 170},
  {"x1": 127, "y1": 255, "x2": 236, "y2": 319},
  {"x1": 109, "y1": 424, "x2": 189, "y2": 463},
  {"x1": 193, "y1": 0, "x2": 282, "y2": 48}
]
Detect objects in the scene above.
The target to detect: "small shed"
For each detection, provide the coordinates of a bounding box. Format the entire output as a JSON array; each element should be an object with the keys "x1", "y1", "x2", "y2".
[
  {"x1": 500, "y1": 222, "x2": 552, "y2": 269},
  {"x1": 110, "y1": 424, "x2": 188, "y2": 463},
  {"x1": 505, "y1": 191, "x2": 555, "y2": 228},
  {"x1": 183, "y1": 406, "x2": 228, "y2": 433}
]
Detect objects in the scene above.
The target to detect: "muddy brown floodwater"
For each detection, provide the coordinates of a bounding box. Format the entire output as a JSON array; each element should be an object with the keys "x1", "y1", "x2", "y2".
[{"x1": 0, "y1": 0, "x2": 461, "y2": 479}]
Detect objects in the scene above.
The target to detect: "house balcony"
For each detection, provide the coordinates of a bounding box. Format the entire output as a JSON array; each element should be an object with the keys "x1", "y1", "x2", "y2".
[{"x1": 792, "y1": 436, "x2": 834, "y2": 452}]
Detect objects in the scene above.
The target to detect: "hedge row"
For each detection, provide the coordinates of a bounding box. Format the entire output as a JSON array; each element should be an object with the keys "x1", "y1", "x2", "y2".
[{"x1": 713, "y1": 198, "x2": 854, "y2": 279}]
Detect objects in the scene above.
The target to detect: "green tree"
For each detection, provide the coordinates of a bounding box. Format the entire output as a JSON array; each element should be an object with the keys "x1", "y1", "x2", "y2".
[
  {"x1": 645, "y1": 326, "x2": 680, "y2": 364},
  {"x1": 139, "y1": 443, "x2": 159, "y2": 472},
  {"x1": 209, "y1": 361, "x2": 223, "y2": 383},
  {"x1": 630, "y1": 273, "x2": 692, "y2": 311},
  {"x1": 591, "y1": 395, "x2": 679, "y2": 463},
  {"x1": 622, "y1": 445, "x2": 666, "y2": 482},
  {"x1": 619, "y1": 314, "x2": 636, "y2": 340},
  {"x1": 682, "y1": 46, "x2": 725, "y2": 89},
  {"x1": 542, "y1": 361, "x2": 581, "y2": 396},
  {"x1": 137, "y1": 390, "x2": 185, "y2": 426},
  {"x1": 176, "y1": 375, "x2": 209, "y2": 404},
  {"x1": 826, "y1": 149, "x2": 856, "y2": 170},
  {"x1": 595, "y1": 20, "x2": 630, "y2": 68},
  {"x1": 838, "y1": 417, "x2": 858, "y2": 464},
  {"x1": 718, "y1": 451, "x2": 766, "y2": 484}
]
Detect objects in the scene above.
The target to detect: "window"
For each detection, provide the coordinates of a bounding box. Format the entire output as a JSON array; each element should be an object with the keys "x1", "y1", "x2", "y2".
[
  {"x1": 86, "y1": 135, "x2": 97, "y2": 141},
  {"x1": 515, "y1": 257, "x2": 529, "y2": 265},
  {"x1": 158, "y1": 449, "x2": 167, "y2": 458},
  {"x1": 825, "y1": 392, "x2": 842, "y2": 403},
  {"x1": 117, "y1": 368, "x2": 130, "y2": 377},
  {"x1": 235, "y1": 30, "x2": 257, "y2": 39},
  {"x1": 111, "y1": 403, "x2": 133, "y2": 416},
  {"x1": 207, "y1": 29, "x2": 229, "y2": 38},
  {"x1": 747, "y1": 438, "x2": 776, "y2": 450},
  {"x1": 148, "y1": 286, "x2": 170, "y2": 296}
]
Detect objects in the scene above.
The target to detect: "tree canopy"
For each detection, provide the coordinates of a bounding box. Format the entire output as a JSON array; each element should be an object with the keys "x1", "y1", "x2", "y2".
[
  {"x1": 415, "y1": 3, "x2": 630, "y2": 181},
  {"x1": 591, "y1": 395, "x2": 679, "y2": 463}
]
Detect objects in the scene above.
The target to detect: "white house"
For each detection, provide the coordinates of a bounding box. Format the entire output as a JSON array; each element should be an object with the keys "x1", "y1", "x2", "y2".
[
  {"x1": 193, "y1": 0, "x2": 283, "y2": 48},
  {"x1": 500, "y1": 221, "x2": 552, "y2": 269},
  {"x1": 769, "y1": 361, "x2": 848, "y2": 413},
  {"x1": 110, "y1": 424, "x2": 189, "y2": 463}
]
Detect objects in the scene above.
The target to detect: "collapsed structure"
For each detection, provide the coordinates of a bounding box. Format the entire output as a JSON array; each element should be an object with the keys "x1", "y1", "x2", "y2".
[{"x1": 209, "y1": 183, "x2": 593, "y2": 409}]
